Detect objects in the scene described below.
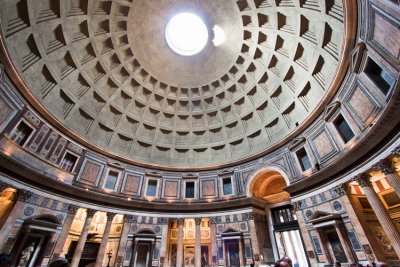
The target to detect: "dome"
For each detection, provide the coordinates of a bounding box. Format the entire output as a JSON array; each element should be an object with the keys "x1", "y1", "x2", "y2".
[
  {"x1": 0, "y1": 0, "x2": 352, "y2": 169},
  {"x1": 0, "y1": 1, "x2": 400, "y2": 267}
]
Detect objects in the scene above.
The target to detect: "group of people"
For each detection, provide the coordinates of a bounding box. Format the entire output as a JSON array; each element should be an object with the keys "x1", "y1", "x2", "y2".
[
  {"x1": 274, "y1": 256, "x2": 293, "y2": 267},
  {"x1": 0, "y1": 253, "x2": 70, "y2": 267},
  {"x1": 273, "y1": 256, "x2": 388, "y2": 267}
]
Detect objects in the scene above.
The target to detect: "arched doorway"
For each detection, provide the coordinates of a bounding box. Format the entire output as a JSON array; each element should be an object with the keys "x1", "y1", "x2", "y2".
[
  {"x1": 11, "y1": 215, "x2": 61, "y2": 267},
  {"x1": 250, "y1": 169, "x2": 309, "y2": 267}
]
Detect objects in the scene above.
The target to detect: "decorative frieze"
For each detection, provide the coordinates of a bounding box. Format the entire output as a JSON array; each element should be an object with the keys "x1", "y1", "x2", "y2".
[
  {"x1": 124, "y1": 215, "x2": 133, "y2": 223},
  {"x1": 330, "y1": 184, "x2": 349, "y2": 198}
]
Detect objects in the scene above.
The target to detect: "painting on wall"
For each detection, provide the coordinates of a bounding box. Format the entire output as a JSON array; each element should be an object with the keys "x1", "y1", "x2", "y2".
[
  {"x1": 371, "y1": 225, "x2": 395, "y2": 255},
  {"x1": 326, "y1": 231, "x2": 347, "y2": 263},
  {"x1": 201, "y1": 245, "x2": 209, "y2": 267},
  {"x1": 184, "y1": 246, "x2": 195, "y2": 267}
]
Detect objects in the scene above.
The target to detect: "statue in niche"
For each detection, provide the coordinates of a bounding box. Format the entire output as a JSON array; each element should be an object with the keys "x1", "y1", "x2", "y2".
[{"x1": 17, "y1": 243, "x2": 35, "y2": 267}]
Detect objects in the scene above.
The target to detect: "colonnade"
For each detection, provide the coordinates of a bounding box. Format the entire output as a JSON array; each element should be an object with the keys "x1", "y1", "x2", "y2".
[{"x1": 292, "y1": 146, "x2": 400, "y2": 264}]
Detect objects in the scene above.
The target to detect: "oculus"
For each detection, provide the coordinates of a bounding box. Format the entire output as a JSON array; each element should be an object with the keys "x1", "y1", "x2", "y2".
[{"x1": 165, "y1": 13, "x2": 208, "y2": 56}]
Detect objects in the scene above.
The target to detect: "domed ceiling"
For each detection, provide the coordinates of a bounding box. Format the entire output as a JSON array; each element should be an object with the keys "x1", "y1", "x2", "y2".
[{"x1": 0, "y1": 0, "x2": 348, "y2": 168}]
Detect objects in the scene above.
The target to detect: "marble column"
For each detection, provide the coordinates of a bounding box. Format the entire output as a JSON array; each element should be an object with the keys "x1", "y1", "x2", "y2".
[
  {"x1": 209, "y1": 217, "x2": 217, "y2": 265},
  {"x1": 70, "y1": 209, "x2": 97, "y2": 267},
  {"x1": 159, "y1": 218, "x2": 170, "y2": 267},
  {"x1": 247, "y1": 212, "x2": 261, "y2": 265},
  {"x1": 238, "y1": 238, "x2": 245, "y2": 267},
  {"x1": 355, "y1": 173, "x2": 400, "y2": 257},
  {"x1": 95, "y1": 212, "x2": 116, "y2": 267},
  {"x1": 0, "y1": 189, "x2": 31, "y2": 245},
  {"x1": 52, "y1": 204, "x2": 79, "y2": 258},
  {"x1": 222, "y1": 240, "x2": 226, "y2": 266},
  {"x1": 374, "y1": 159, "x2": 400, "y2": 198},
  {"x1": 333, "y1": 223, "x2": 356, "y2": 264},
  {"x1": 115, "y1": 215, "x2": 132, "y2": 267},
  {"x1": 195, "y1": 218, "x2": 202, "y2": 267},
  {"x1": 176, "y1": 218, "x2": 185, "y2": 267}
]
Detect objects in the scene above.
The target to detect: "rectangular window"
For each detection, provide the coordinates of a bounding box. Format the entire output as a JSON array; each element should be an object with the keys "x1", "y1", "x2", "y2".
[
  {"x1": 185, "y1": 181, "x2": 195, "y2": 198},
  {"x1": 146, "y1": 180, "x2": 158, "y2": 197},
  {"x1": 60, "y1": 152, "x2": 78, "y2": 172},
  {"x1": 10, "y1": 121, "x2": 33, "y2": 146},
  {"x1": 222, "y1": 178, "x2": 233, "y2": 195},
  {"x1": 364, "y1": 57, "x2": 394, "y2": 95},
  {"x1": 333, "y1": 114, "x2": 355, "y2": 143},
  {"x1": 104, "y1": 171, "x2": 119, "y2": 190},
  {"x1": 296, "y1": 147, "x2": 312, "y2": 171}
]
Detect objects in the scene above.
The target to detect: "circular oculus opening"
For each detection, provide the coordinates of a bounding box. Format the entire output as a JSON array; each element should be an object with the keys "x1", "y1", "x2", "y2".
[{"x1": 165, "y1": 13, "x2": 208, "y2": 56}]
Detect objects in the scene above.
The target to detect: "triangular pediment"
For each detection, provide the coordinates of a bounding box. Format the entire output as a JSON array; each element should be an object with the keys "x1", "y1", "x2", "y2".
[
  {"x1": 218, "y1": 169, "x2": 234, "y2": 176},
  {"x1": 308, "y1": 211, "x2": 341, "y2": 224},
  {"x1": 288, "y1": 137, "x2": 306, "y2": 151},
  {"x1": 323, "y1": 101, "x2": 341, "y2": 122},
  {"x1": 182, "y1": 173, "x2": 198, "y2": 179},
  {"x1": 146, "y1": 171, "x2": 162, "y2": 177},
  {"x1": 308, "y1": 211, "x2": 331, "y2": 220},
  {"x1": 108, "y1": 162, "x2": 125, "y2": 169}
]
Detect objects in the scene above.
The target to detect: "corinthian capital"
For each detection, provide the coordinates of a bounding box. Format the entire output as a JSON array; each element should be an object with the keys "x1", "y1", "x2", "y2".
[
  {"x1": 353, "y1": 173, "x2": 372, "y2": 188},
  {"x1": 374, "y1": 159, "x2": 394, "y2": 175},
  {"x1": 86, "y1": 208, "x2": 97, "y2": 218}
]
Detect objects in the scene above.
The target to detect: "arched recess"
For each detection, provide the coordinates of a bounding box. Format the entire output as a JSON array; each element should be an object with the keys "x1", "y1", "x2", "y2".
[
  {"x1": 11, "y1": 214, "x2": 62, "y2": 267},
  {"x1": 247, "y1": 167, "x2": 310, "y2": 267},
  {"x1": 247, "y1": 167, "x2": 290, "y2": 204}
]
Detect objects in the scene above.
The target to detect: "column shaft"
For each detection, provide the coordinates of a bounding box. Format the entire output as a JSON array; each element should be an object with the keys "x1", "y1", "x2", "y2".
[
  {"x1": 386, "y1": 172, "x2": 400, "y2": 198},
  {"x1": 115, "y1": 216, "x2": 131, "y2": 267},
  {"x1": 247, "y1": 215, "x2": 261, "y2": 265},
  {"x1": 358, "y1": 176, "x2": 400, "y2": 257},
  {"x1": 70, "y1": 209, "x2": 96, "y2": 267},
  {"x1": 0, "y1": 190, "x2": 30, "y2": 245},
  {"x1": 195, "y1": 218, "x2": 201, "y2": 267},
  {"x1": 176, "y1": 219, "x2": 184, "y2": 267},
  {"x1": 209, "y1": 220, "x2": 217, "y2": 266},
  {"x1": 238, "y1": 239, "x2": 245, "y2": 267},
  {"x1": 52, "y1": 205, "x2": 79, "y2": 257},
  {"x1": 159, "y1": 219, "x2": 169, "y2": 267},
  {"x1": 95, "y1": 213, "x2": 115, "y2": 267}
]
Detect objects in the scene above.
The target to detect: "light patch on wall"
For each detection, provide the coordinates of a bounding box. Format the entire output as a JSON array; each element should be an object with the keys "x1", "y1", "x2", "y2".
[{"x1": 212, "y1": 25, "x2": 225, "y2": 46}]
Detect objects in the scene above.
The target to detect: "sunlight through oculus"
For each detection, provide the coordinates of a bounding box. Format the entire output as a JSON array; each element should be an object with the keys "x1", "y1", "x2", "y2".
[{"x1": 165, "y1": 13, "x2": 208, "y2": 56}]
